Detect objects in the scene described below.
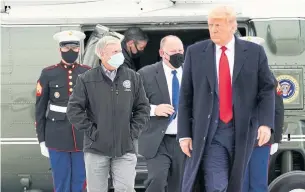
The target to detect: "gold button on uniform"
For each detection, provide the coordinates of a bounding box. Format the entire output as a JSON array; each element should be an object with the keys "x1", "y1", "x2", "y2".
[
  {"x1": 68, "y1": 70, "x2": 72, "y2": 74},
  {"x1": 69, "y1": 76, "x2": 72, "y2": 79},
  {"x1": 69, "y1": 88, "x2": 73, "y2": 92},
  {"x1": 69, "y1": 82, "x2": 73, "y2": 85}
]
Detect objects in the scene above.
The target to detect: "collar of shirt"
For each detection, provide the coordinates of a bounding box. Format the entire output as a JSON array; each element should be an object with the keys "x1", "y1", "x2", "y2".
[
  {"x1": 215, "y1": 35, "x2": 235, "y2": 52},
  {"x1": 215, "y1": 36, "x2": 235, "y2": 82},
  {"x1": 101, "y1": 64, "x2": 117, "y2": 79},
  {"x1": 162, "y1": 61, "x2": 182, "y2": 78}
]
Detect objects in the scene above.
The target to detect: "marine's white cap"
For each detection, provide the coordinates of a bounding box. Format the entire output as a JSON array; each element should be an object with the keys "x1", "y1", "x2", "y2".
[
  {"x1": 239, "y1": 36, "x2": 265, "y2": 45},
  {"x1": 53, "y1": 30, "x2": 86, "y2": 47}
]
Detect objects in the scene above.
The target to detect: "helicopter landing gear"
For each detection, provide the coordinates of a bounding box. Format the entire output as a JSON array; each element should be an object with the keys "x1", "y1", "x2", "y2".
[{"x1": 20, "y1": 176, "x2": 44, "y2": 192}]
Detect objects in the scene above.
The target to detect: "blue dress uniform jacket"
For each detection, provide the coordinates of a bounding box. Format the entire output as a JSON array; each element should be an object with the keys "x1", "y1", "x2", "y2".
[{"x1": 35, "y1": 62, "x2": 91, "y2": 151}]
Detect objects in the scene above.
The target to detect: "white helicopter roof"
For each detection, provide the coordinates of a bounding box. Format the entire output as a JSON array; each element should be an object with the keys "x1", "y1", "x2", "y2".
[{"x1": 1, "y1": 0, "x2": 305, "y2": 25}]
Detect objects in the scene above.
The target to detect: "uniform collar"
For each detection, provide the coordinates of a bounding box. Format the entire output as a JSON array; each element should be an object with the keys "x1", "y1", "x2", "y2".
[{"x1": 60, "y1": 61, "x2": 76, "y2": 69}]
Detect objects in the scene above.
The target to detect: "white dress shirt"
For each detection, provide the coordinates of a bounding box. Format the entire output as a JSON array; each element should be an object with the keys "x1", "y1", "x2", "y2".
[
  {"x1": 215, "y1": 36, "x2": 235, "y2": 83},
  {"x1": 150, "y1": 62, "x2": 183, "y2": 135},
  {"x1": 179, "y1": 36, "x2": 235, "y2": 142}
]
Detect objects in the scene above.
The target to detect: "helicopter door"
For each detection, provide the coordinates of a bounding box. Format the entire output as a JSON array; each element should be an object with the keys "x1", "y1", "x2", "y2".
[{"x1": 82, "y1": 24, "x2": 124, "y2": 68}]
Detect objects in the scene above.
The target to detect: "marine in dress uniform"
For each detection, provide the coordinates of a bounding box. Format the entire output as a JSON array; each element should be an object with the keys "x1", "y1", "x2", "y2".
[
  {"x1": 35, "y1": 30, "x2": 91, "y2": 192},
  {"x1": 241, "y1": 36, "x2": 285, "y2": 192}
]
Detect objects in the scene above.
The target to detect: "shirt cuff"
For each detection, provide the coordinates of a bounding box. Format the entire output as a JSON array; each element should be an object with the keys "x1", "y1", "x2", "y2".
[
  {"x1": 179, "y1": 137, "x2": 191, "y2": 143},
  {"x1": 150, "y1": 104, "x2": 157, "y2": 116}
]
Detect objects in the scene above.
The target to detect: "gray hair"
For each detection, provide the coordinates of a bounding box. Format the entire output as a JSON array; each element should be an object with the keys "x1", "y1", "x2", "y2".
[
  {"x1": 95, "y1": 36, "x2": 121, "y2": 58},
  {"x1": 160, "y1": 35, "x2": 182, "y2": 49}
]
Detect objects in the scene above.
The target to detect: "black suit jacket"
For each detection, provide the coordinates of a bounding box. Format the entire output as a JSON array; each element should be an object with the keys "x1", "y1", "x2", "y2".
[
  {"x1": 254, "y1": 74, "x2": 284, "y2": 146},
  {"x1": 137, "y1": 61, "x2": 172, "y2": 159},
  {"x1": 273, "y1": 74, "x2": 284, "y2": 143}
]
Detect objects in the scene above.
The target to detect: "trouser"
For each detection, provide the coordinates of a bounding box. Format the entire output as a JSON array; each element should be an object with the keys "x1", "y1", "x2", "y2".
[
  {"x1": 201, "y1": 120, "x2": 235, "y2": 192},
  {"x1": 242, "y1": 145, "x2": 271, "y2": 192},
  {"x1": 145, "y1": 135, "x2": 186, "y2": 192},
  {"x1": 48, "y1": 149, "x2": 86, "y2": 192},
  {"x1": 84, "y1": 152, "x2": 137, "y2": 192}
]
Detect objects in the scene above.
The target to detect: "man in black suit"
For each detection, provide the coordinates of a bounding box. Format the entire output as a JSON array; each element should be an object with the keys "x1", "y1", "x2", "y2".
[{"x1": 138, "y1": 35, "x2": 186, "y2": 192}]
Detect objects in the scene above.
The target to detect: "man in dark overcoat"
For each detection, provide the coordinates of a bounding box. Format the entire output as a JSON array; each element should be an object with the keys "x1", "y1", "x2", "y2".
[{"x1": 177, "y1": 6, "x2": 275, "y2": 192}]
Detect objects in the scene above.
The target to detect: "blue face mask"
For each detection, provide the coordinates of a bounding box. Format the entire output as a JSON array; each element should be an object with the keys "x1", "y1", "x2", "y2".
[{"x1": 108, "y1": 52, "x2": 125, "y2": 69}]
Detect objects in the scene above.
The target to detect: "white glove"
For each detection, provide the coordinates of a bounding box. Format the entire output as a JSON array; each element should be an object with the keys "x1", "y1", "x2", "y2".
[
  {"x1": 270, "y1": 143, "x2": 279, "y2": 155},
  {"x1": 40, "y1": 142, "x2": 49, "y2": 158}
]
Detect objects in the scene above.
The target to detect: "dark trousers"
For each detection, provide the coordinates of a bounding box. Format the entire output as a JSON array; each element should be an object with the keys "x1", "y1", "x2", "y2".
[
  {"x1": 48, "y1": 149, "x2": 86, "y2": 192},
  {"x1": 201, "y1": 121, "x2": 235, "y2": 192},
  {"x1": 145, "y1": 135, "x2": 186, "y2": 192},
  {"x1": 242, "y1": 146, "x2": 271, "y2": 192}
]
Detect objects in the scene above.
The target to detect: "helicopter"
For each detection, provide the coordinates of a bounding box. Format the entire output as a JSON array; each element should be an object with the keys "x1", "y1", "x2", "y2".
[{"x1": 1, "y1": 0, "x2": 305, "y2": 191}]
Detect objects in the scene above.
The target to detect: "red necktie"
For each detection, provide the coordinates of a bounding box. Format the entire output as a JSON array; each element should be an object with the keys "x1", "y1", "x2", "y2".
[{"x1": 219, "y1": 46, "x2": 233, "y2": 123}]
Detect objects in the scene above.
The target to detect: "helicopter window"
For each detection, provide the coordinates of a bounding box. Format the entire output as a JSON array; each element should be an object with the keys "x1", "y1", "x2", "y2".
[{"x1": 254, "y1": 20, "x2": 305, "y2": 56}]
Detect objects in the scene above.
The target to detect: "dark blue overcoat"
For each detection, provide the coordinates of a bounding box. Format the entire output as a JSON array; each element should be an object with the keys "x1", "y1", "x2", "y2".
[{"x1": 177, "y1": 37, "x2": 275, "y2": 192}]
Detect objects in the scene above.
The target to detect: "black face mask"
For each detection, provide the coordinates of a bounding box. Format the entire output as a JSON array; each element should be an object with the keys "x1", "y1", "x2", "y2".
[
  {"x1": 169, "y1": 53, "x2": 184, "y2": 68},
  {"x1": 131, "y1": 42, "x2": 144, "y2": 58},
  {"x1": 132, "y1": 50, "x2": 144, "y2": 58},
  {"x1": 61, "y1": 50, "x2": 78, "y2": 64}
]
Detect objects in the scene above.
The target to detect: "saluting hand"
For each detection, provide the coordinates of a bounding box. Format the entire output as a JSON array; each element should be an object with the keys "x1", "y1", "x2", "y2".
[
  {"x1": 154, "y1": 104, "x2": 175, "y2": 117},
  {"x1": 257, "y1": 125, "x2": 271, "y2": 146},
  {"x1": 180, "y1": 139, "x2": 192, "y2": 157}
]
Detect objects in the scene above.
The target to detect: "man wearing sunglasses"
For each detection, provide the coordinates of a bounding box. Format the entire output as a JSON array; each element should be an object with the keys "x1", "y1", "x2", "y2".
[{"x1": 35, "y1": 30, "x2": 91, "y2": 192}]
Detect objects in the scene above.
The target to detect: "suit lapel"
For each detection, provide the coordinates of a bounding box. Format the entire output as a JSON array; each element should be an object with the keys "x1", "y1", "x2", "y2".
[
  {"x1": 155, "y1": 62, "x2": 171, "y2": 104},
  {"x1": 201, "y1": 41, "x2": 216, "y2": 93},
  {"x1": 233, "y1": 37, "x2": 248, "y2": 83}
]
